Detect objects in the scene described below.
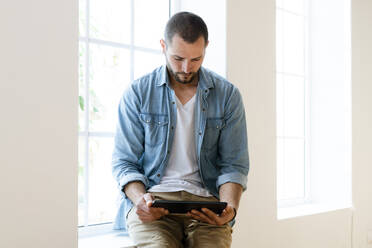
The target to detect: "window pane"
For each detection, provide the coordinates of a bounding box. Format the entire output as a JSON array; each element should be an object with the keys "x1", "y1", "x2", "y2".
[
  {"x1": 283, "y1": 0, "x2": 304, "y2": 15},
  {"x1": 276, "y1": 0, "x2": 307, "y2": 205},
  {"x1": 79, "y1": 42, "x2": 86, "y2": 132},
  {"x1": 282, "y1": 138, "x2": 305, "y2": 200},
  {"x1": 276, "y1": 0, "x2": 284, "y2": 9},
  {"x1": 276, "y1": 74, "x2": 284, "y2": 137},
  {"x1": 276, "y1": 138, "x2": 285, "y2": 200},
  {"x1": 90, "y1": 0, "x2": 131, "y2": 44},
  {"x1": 88, "y1": 137, "x2": 117, "y2": 225},
  {"x1": 78, "y1": 137, "x2": 86, "y2": 226},
  {"x1": 134, "y1": 0, "x2": 169, "y2": 49},
  {"x1": 134, "y1": 50, "x2": 164, "y2": 80},
  {"x1": 283, "y1": 12, "x2": 305, "y2": 75},
  {"x1": 283, "y1": 75, "x2": 305, "y2": 137},
  {"x1": 79, "y1": 0, "x2": 86, "y2": 37},
  {"x1": 276, "y1": 9, "x2": 284, "y2": 73},
  {"x1": 177, "y1": 0, "x2": 226, "y2": 76},
  {"x1": 89, "y1": 44, "x2": 130, "y2": 132}
]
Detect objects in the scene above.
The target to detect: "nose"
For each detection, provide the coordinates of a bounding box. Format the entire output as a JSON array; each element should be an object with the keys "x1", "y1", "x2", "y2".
[{"x1": 182, "y1": 60, "x2": 192, "y2": 73}]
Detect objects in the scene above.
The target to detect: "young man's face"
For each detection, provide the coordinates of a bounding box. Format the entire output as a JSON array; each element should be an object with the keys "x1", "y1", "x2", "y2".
[{"x1": 161, "y1": 34, "x2": 208, "y2": 85}]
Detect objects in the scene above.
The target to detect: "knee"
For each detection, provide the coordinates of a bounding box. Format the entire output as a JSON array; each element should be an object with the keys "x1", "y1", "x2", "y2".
[
  {"x1": 129, "y1": 228, "x2": 183, "y2": 248},
  {"x1": 186, "y1": 225, "x2": 232, "y2": 248}
]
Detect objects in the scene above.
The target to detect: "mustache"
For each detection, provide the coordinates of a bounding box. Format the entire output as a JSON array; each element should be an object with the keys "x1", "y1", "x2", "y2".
[{"x1": 176, "y1": 72, "x2": 194, "y2": 76}]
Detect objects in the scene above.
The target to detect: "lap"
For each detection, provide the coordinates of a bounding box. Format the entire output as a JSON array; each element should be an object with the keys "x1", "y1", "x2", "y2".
[
  {"x1": 126, "y1": 191, "x2": 232, "y2": 248},
  {"x1": 184, "y1": 219, "x2": 232, "y2": 248},
  {"x1": 126, "y1": 206, "x2": 184, "y2": 248}
]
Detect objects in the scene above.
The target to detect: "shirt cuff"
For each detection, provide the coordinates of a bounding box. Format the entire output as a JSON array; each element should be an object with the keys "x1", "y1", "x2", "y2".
[
  {"x1": 119, "y1": 173, "x2": 149, "y2": 198},
  {"x1": 216, "y1": 172, "x2": 248, "y2": 191}
]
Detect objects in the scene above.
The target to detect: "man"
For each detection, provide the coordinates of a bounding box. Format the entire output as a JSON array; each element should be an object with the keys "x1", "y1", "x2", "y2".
[{"x1": 112, "y1": 12, "x2": 249, "y2": 248}]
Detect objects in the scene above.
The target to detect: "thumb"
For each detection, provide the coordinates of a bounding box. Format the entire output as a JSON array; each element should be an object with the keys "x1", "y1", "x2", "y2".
[
  {"x1": 143, "y1": 193, "x2": 154, "y2": 207},
  {"x1": 222, "y1": 205, "x2": 233, "y2": 217}
]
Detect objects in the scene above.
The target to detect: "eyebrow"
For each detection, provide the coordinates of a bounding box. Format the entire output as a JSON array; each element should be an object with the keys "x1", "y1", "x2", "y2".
[{"x1": 173, "y1": 55, "x2": 202, "y2": 60}]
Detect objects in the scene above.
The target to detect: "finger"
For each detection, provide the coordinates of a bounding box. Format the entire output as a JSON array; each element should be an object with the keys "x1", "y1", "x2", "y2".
[
  {"x1": 225, "y1": 205, "x2": 234, "y2": 213},
  {"x1": 136, "y1": 201, "x2": 152, "y2": 214},
  {"x1": 139, "y1": 214, "x2": 156, "y2": 223},
  {"x1": 136, "y1": 209, "x2": 153, "y2": 222},
  {"x1": 188, "y1": 211, "x2": 203, "y2": 221},
  {"x1": 136, "y1": 208, "x2": 152, "y2": 217},
  {"x1": 150, "y1": 207, "x2": 169, "y2": 216},
  {"x1": 201, "y1": 208, "x2": 218, "y2": 220},
  {"x1": 201, "y1": 208, "x2": 222, "y2": 224},
  {"x1": 191, "y1": 210, "x2": 216, "y2": 224},
  {"x1": 216, "y1": 207, "x2": 235, "y2": 225},
  {"x1": 137, "y1": 208, "x2": 165, "y2": 222},
  {"x1": 194, "y1": 214, "x2": 215, "y2": 225},
  {"x1": 143, "y1": 193, "x2": 154, "y2": 207},
  {"x1": 220, "y1": 206, "x2": 234, "y2": 218},
  {"x1": 199, "y1": 207, "x2": 234, "y2": 226}
]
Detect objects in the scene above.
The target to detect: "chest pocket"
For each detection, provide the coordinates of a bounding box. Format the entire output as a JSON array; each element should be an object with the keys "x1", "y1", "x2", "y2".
[
  {"x1": 202, "y1": 118, "x2": 225, "y2": 150},
  {"x1": 140, "y1": 113, "x2": 168, "y2": 147}
]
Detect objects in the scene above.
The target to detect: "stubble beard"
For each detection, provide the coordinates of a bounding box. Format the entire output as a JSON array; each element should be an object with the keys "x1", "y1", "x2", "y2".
[{"x1": 166, "y1": 60, "x2": 198, "y2": 85}]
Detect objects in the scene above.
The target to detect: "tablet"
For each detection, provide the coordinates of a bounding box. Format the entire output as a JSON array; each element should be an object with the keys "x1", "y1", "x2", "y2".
[{"x1": 152, "y1": 200, "x2": 227, "y2": 215}]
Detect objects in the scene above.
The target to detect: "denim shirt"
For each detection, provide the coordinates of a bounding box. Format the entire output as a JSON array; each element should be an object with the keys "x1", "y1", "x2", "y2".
[{"x1": 112, "y1": 65, "x2": 249, "y2": 230}]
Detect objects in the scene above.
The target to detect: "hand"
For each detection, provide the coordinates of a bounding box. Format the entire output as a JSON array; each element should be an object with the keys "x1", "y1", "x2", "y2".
[
  {"x1": 134, "y1": 193, "x2": 169, "y2": 223},
  {"x1": 187, "y1": 205, "x2": 235, "y2": 226}
]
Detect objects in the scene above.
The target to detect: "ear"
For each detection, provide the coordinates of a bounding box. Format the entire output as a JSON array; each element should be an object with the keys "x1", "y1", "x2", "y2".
[{"x1": 160, "y1": 39, "x2": 167, "y2": 53}]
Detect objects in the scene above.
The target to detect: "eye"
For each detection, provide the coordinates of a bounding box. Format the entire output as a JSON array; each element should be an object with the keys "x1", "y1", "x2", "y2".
[{"x1": 174, "y1": 57, "x2": 183, "y2": 61}]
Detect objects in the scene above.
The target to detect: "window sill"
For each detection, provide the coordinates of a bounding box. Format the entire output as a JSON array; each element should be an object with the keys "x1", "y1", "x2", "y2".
[
  {"x1": 79, "y1": 224, "x2": 135, "y2": 248},
  {"x1": 277, "y1": 202, "x2": 352, "y2": 220},
  {"x1": 78, "y1": 231, "x2": 135, "y2": 248}
]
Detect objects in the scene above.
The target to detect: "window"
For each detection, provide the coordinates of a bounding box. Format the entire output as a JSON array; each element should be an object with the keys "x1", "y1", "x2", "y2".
[
  {"x1": 78, "y1": 0, "x2": 226, "y2": 231},
  {"x1": 276, "y1": 0, "x2": 351, "y2": 218},
  {"x1": 78, "y1": 0, "x2": 169, "y2": 228},
  {"x1": 276, "y1": 0, "x2": 309, "y2": 206}
]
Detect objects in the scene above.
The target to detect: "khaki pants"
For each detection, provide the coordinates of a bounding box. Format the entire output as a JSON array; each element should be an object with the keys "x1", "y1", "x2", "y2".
[{"x1": 126, "y1": 191, "x2": 233, "y2": 248}]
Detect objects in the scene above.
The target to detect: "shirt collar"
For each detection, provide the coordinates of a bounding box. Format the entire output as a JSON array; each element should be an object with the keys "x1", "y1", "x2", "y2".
[{"x1": 156, "y1": 65, "x2": 169, "y2": 86}]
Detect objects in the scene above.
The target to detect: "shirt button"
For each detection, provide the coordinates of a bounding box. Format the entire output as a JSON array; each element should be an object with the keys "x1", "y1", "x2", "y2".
[
  {"x1": 157, "y1": 174, "x2": 161, "y2": 177},
  {"x1": 167, "y1": 150, "x2": 170, "y2": 154},
  {"x1": 172, "y1": 101, "x2": 175, "y2": 104},
  {"x1": 205, "y1": 90, "x2": 208, "y2": 93},
  {"x1": 199, "y1": 132, "x2": 202, "y2": 136},
  {"x1": 171, "y1": 126, "x2": 174, "y2": 130},
  {"x1": 202, "y1": 108, "x2": 206, "y2": 111}
]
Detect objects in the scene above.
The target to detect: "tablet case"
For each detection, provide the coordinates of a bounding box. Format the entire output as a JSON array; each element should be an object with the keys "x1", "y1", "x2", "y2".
[{"x1": 152, "y1": 200, "x2": 227, "y2": 215}]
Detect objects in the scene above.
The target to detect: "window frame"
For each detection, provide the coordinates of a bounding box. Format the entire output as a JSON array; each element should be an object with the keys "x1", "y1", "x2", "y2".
[
  {"x1": 276, "y1": 0, "x2": 352, "y2": 217},
  {"x1": 78, "y1": 0, "x2": 171, "y2": 230},
  {"x1": 78, "y1": 0, "x2": 227, "y2": 234},
  {"x1": 276, "y1": 0, "x2": 311, "y2": 207}
]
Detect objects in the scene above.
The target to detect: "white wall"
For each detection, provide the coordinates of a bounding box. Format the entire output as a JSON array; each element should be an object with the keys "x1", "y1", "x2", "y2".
[
  {"x1": 352, "y1": 0, "x2": 372, "y2": 247},
  {"x1": 226, "y1": 1, "x2": 278, "y2": 247},
  {"x1": 226, "y1": 0, "x2": 370, "y2": 247},
  {"x1": 0, "y1": 0, "x2": 78, "y2": 247}
]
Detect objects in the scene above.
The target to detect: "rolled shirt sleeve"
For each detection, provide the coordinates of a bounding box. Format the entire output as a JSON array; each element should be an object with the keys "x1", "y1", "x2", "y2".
[
  {"x1": 112, "y1": 83, "x2": 148, "y2": 198},
  {"x1": 216, "y1": 87, "x2": 250, "y2": 191}
]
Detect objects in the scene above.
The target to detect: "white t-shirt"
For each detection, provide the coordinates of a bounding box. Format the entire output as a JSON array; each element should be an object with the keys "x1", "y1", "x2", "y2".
[{"x1": 148, "y1": 94, "x2": 212, "y2": 197}]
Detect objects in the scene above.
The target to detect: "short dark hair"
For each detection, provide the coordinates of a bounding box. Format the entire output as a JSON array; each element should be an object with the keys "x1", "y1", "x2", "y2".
[{"x1": 164, "y1": 12, "x2": 208, "y2": 46}]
